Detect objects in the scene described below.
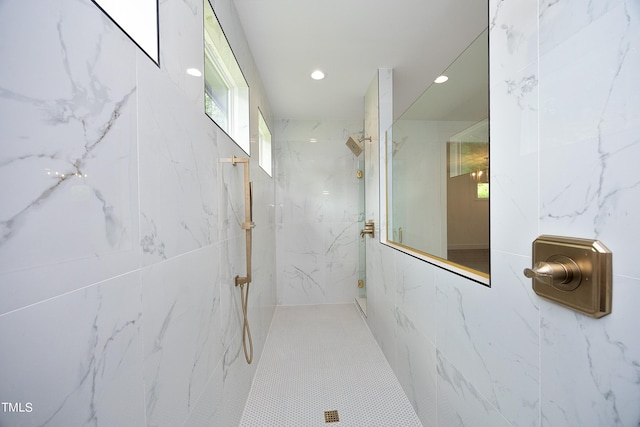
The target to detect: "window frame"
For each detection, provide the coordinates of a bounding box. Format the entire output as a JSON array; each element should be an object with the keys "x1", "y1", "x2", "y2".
[{"x1": 203, "y1": 0, "x2": 250, "y2": 154}]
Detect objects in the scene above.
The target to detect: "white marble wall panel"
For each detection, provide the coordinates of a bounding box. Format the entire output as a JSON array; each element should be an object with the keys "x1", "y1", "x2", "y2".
[
  {"x1": 540, "y1": 274, "x2": 640, "y2": 426},
  {"x1": 368, "y1": 243, "x2": 398, "y2": 370},
  {"x1": 489, "y1": 0, "x2": 539, "y2": 256},
  {"x1": 395, "y1": 248, "x2": 436, "y2": 343},
  {"x1": 221, "y1": 326, "x2": 255, "y2": 427},
  {"x1": 394, "y1": 308, "x2": 437, "y2": 424},
  {"x1": 276, "y1": 222, "x2": 326, "y2": 304},
  {"x1": 141, "y1": 246, "x2": 223, "y2": 427},
  {"x1": 137, "y1": 59, "x2": 220, "y2": 265},
  {"x1": 538, "y1": 0, "x2": 625, "y2": 55},
  {"x1": 436, "y1": 352, "x2": 512, "y2": 427},
  {"x1": 539, "y1": 2, "x2": 640, "y2": 278},
  {"x1": 168, "y1": 326, "x2": 253, "y2": 427},
  {"x1": 275, "y1": 119, "x2": 362, "y2": 305},
  {"x1": 435, "y1": 251, "x2": 539, "y2": 427},
  {"x1": 537, "y1": 3, "x2": 640, "y2": 425},
  {"x1": 275, "y1": 120, "x2": 361, "y2": 224},
  {"x1": 324, "y1": 221, "x2": 360, "y2": 303},
  {"x1": 158, "y1": 0, "x2": 205, "y2": 104},
  {"x1": 0, "y1": 272, "x2": 145, "y2": 426},
  {"x1": 183, "y1": 359, "x2": 224, "y2": 427},
  {"x1": 0, "y1": 0, "x2": 139, "y2": 314},
  {"x1": 250, "y1": 175, "x2": 277, "y2": 309}
]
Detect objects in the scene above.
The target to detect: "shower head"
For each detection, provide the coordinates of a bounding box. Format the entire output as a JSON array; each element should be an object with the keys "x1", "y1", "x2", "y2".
[{"x1": 346, "y1": 135, "x2": 364, "y2": 157}]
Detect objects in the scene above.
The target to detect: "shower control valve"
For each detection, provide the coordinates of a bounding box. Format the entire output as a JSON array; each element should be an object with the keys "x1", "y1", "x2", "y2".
[
  {"x1": 360, "y1": 220, "x2": 375, "y2": 240},
  {"x1": 523, "y1": 235, "x2": 612, "y2": 318}
]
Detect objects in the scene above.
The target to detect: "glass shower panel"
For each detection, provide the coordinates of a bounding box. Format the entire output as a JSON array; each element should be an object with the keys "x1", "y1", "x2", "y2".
[{"x1": 356, "y1": 154, "x2": 367, "y2": 315}]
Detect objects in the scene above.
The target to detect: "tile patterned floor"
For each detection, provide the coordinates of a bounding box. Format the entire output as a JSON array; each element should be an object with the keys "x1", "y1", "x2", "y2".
[{"x1": 240, "y1": 304, "x2": 423, "y2": 426}]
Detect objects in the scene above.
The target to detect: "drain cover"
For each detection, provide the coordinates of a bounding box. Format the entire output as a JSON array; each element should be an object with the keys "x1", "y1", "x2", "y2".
[{"x1": 324, "y1": 410, "x2": 340, "y2": 423}]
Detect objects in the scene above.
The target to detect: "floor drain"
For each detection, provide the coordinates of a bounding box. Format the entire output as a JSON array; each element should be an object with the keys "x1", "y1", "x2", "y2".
[{"x1": 324, "y1": 410, "x2": 340, "y2": 423}]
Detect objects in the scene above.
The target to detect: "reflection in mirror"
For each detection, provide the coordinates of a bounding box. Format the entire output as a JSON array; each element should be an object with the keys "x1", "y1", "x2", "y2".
[{"x1": 386, "y1": 28, "x2": 489, "y2": 281}]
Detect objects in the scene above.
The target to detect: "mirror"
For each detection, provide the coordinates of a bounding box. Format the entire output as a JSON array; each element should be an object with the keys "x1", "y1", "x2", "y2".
[{"x1": 385, "y1": 28, "x2": 489, "y2": 282}]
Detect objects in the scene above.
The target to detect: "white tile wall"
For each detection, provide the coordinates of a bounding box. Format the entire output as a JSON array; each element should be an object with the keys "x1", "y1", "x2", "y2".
[
  {"x1": 275, "y1": 119, "x2": 363, "y2": 305},
  {"x1": 0, "y1": 272, "x2": 145, "y2": 426},
  {"x1": 365, "y1": 2, "x2": 640, "y2": 426},
  {"x1": 0, "y1": 0, "x2": 276, "y2": 425},
  {"x1": 0, "y1": 0, "x2": 139, "y2": 314}
]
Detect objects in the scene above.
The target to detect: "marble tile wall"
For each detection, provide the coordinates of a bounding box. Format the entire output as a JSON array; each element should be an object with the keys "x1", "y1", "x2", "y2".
[
  {"x1": 274, "y1": 119, "x2": 363, "y2": 305},
  {"x1": 365, "y1": 1, "x2": 640, "y2": 426},
  {"x1": 0, "y1": 0, "x2": 276, "y2": 426}
]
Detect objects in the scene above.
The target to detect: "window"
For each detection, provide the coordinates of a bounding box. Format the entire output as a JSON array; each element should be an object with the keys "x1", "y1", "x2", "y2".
[
  {"x1": 204, "y1": 0, "x2": 250, "y2": 154},
  {"x1": 258, "y1": 110, "x2": 272, "y2": 176}
]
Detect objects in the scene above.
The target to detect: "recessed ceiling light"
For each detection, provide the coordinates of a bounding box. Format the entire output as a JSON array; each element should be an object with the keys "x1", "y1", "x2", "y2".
[
  {"x1": 434, "y1": 75, "x2": 448, "y2": 84},
  {"x1": 311, "y1": 70, "x2": 325, "y2": 80},
  {"x1": 187, "y1": 68, "x2": 202, "y2": 77}
]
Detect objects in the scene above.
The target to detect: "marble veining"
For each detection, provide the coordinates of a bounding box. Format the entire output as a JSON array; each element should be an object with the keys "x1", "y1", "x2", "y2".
[
  {"x1": 436, "y1": 351, "x2": 493, "y2": 413},
  {"x1": 140, "y1": 213, "x2": 168, "y2": 259},
  {"x1": 137, "y1": 58, "x2": 221, "y2": 265},
  {"x1": 1, "y1": 0, "x2": 275, "y2": 426},
  {"x1": 0, "y1": 0, "x2": 140, "y2": 316},
  {"x1": 505, "y1": 75, "x2": 538, "y2": 110},
  {"x1": 141, "y1": 245, "x2": 226, "y2": 427},
  {"x1": 540, "y1": 274, "x2": 640, "y2": 426},
  {"x1": 275, "y1": 119, "x2": 361, "y2": 305},
  {"x1": 436, "y1": 351, "x2": 511, "y2": 427},
  {"x1": 325, "y1": 222, "x2": 355, "y2": 256},
  {"x1": 361, "y1": 1, "x2": 640, "y2": 426},
  {"x1": 0, "y1": 272, "x2": 145, "y2": 426},
  {"x1": 1, "y1": 41, "x2": 136, "y2": 256},
  {"x1": 539, "y1": 1, "x2": 640, "y2": 281},
  {"x1": 453, "y1": 287, "x2": 501, "y2": 409},
  {"x1": 287, "y1": 264, "x2": 324, "y2": 296}
]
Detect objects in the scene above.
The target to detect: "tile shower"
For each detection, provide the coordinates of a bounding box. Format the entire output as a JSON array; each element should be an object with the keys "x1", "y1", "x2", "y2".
[{"x1": 1, "y1": 1, "x2": 639, "y2": 427}]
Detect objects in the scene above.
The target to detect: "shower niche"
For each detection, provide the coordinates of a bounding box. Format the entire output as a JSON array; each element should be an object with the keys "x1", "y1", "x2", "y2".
[{"x1": 384, "y1": 28, "x2": 489, "y2": 285}]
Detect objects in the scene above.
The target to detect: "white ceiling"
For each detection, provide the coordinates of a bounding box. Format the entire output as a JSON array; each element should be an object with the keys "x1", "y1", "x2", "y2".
[{"x1": 233, "y1": 0, "x2": 487, "y2": 121}]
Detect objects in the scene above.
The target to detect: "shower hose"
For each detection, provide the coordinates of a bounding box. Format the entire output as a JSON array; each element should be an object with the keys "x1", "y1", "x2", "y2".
[{"x1": 239, "y1": 281, "x2": 253, "y2": 364}]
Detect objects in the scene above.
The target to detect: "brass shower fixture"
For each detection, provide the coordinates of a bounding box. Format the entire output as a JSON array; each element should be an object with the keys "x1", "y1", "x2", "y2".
[{"x1": 346, "y1": 135, "x2": 372, "y2": 157}]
